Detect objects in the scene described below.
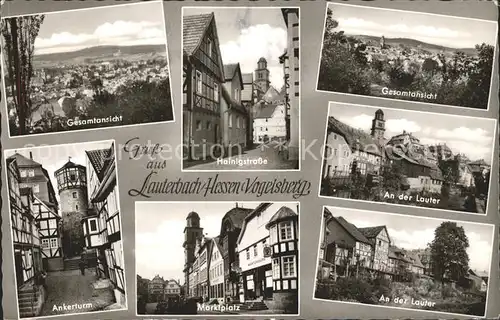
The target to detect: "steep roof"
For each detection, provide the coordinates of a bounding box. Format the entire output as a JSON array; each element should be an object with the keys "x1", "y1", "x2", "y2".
[
  {"x1": 255, "y1": 104, "x2": 278, "y2": 119},
  {"x1": 328, "y1": 117, "x2": 382, "y2": 156},
  {"x1": 221, "y1": 206, "x2": 254, "y2": 231},
  {"x1": 85, "y1": 148, "x2": 111, "y2": 181},
  {"x1": 266, "y1": 206, "x2": 298, "y2": 228},
  {"x1": 384, "y1": 145, "x2": 444, "y2": 180},
  {"x1": 262, "y1": 86, "x2": 281, "y2": 102},
  {"x1": 183, "y1": 13, "x2": 214, "y2": 55},
  {"x1": 223, "y1": 64, "x2": 238, "y2": 81},
  {"x1": 237, "y1": 203, "x2": 273, "y2": 245},
  {"x1": 358, "y1": 226, "x2": 385, "y2": 239},
  {"x1": 8, "y1": 153, "x2": 41, "y2": 167},
  {"x1": 333, "y1": 216, "x2": 372, "y2": 245}
]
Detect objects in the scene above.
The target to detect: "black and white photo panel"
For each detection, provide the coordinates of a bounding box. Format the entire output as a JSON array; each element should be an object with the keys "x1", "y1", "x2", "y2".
[
  {"x1": 1, "y1": 0, "x2": 174, "y2": 137},
  {"x1": 136, "y1": 201, "x2": 299, "y2": 316},
  {"x1": 314, "y1": 206, "x2": 495, "y2": 318},
  {"x1": 4, "y1": 140, "x2": 126, "y2": 318},
  {"x1": 319, "y1": 102, "x2": 496, "y2": 214},
  {"x1": 316, "y1": 2, "x2": 498, "y2": 111},
  {"x1": 182, "y1": 7, "x2": 300, "y2": 171}
]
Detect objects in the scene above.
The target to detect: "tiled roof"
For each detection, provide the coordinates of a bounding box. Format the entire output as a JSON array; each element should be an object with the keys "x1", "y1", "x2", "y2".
[
  {"x1": 242, "y1": 73, "x2": 253, "y2": 84},
  {"x1": 255, "y1": 104, "x2": 278, "y2": 119},
  {"x1": 358, "y1": 226, "x2": 385, "y2": 239},
  {"x1": 266, "y1": 206, "x2": 298, "y2": 228},
  {"x1": 334, "y1": 216, "x2": 372, "y2": 245},
  {"x1": 183, "y1": 13, "x2": 214, "y2": 55},
  {"x1": 224, "y1": 64, "x2": 238, "y2": 81},
  {"x1": 328, "y1": 117, "x2": 383, "y2": 156},
  {"x1": 221, "y1": 207, "x2": 254, "y2": 229},
  {"x1": 8, "y1": 153, "x2": 41, "y2": 167}
]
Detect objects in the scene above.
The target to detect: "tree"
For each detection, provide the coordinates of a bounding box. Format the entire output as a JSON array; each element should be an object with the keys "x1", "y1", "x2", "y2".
[
  {"x1": 381, "y1": 160, "x2": 406, "y2": 194},
  {"x1": 429, "y1": 222, "x2": 469, "y2": 294},
  {"x1": 422, "y1": 58, "x2": 439, "y2": 74},
  {"x1": 460, "y1": 43, "x2": 494, "y2": 109},
  {"x1": 1, "y1": 15, "x2": 45, "y2": 134}
]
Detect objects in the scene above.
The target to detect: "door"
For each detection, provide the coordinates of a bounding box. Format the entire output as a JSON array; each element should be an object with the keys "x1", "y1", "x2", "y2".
[{"x1": 15, "y1": 252, "x2": 24, "y2": 286}]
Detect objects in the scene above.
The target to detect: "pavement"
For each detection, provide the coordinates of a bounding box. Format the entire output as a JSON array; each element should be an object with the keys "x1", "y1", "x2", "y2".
[
  {"x1": 185, "y1": 141, "x2": 298, "y2": 170},
  {"x1": 39, "y1": 269, "x2": 115, "y2": 316}
]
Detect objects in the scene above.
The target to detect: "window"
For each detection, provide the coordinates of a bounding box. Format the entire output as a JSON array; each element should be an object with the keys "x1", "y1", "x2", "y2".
[
  {"x1": 235, "y1": 88, "x2": 240, "y2": 101},
  {"x1": 229, "y1": 115, "x2": 233, "y2": 128},
  {"x1": 253, "y1": 245, "x2": 258, "y2": 257},
  {"x1": 214, "y1": 83, "x2": 219, "y2": 102},
  {"x1": 282, "y1": 256, "x2": 296, "y2": 278},
  {"x1": 72, "y1": 192, "x2": 77, "y2": 198},
  {"x1": 236, "y1": 117, "x2": 240, "y2": 128},
  {"x1": 279, "y1": 221, "x2": 293, "y2": 241},
  {"x1": 76, "y1": 205, "x2": 79, "y2": 211},
  {"x1": 20, "y1": 170, "x2": 27, "y2": 178},
  {"x1": 196, "y1": 70, "x2": 202, "y2": 93},
  {"x1": 42, "y1": 239, "x2": 49, "y2": 249},
  {"x1": 273, "y1": 258, "x2": 280, "y2": 278},
  {"x1": 33, "y1": 184, "x2": 40, "y2": 193},
  {"x1": 246, "y1": 249, "x2": 250, "y2": 260},
  {"x1": 89, "y1": 219, "x2": 98, "y2": 232},
  {"x1": 28, "y1": 169, "x2": 35, "y2": 177},
  {"x1": 196, "y1": 120, "x2": 202, "y2": 131},
  {"x1": 270, "y1": 225, "x2": 277, "y2": 244},
  {"x1": 50, "y1": 238, "x2": 58, "y2": 248},
  {"x1": 70, "y1": 174, "x2": 76, "y2": 181},
  {"x1": 206, "y1": 121, "x2": 212, "y2": 130}
]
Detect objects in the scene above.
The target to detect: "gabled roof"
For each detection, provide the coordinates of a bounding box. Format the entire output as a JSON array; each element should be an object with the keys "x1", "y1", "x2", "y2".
[
  {"x1": 183, "y1": 13, "x2": 213, "y2": 55},
  {"x1": 255, "y1": 104, "x2": 278, "y2": 119},
  {"x1": 358, "y1": 226, "x2": 385, "y2": 239},
  {"x1": 183, "y1": 13, "x2": 225, "y2": 81},
  {"x1": 266, "y1": 206, "x2": 298, "y2": 228},
  {"x1": 328, "y1": 117, "x2": 382, "y2": 156},
  {"x1": 211, "y1": 236, "x2": 224, "y2": 257},
  {"x1": 8, "y1": 153, "x2": 41, "y2": 167},
  {"x1": 85, "y1": 147, "x2": 113, "y2": 182},
  {"x1": 332, "y1": 216, "x2": 372, "y2": 245},
  {"x1": 237, "y1": 203, "x2": 273, "y2": 245},
  {"x1": 262, "y1": 86, "x2": 281, "y2": 102}
]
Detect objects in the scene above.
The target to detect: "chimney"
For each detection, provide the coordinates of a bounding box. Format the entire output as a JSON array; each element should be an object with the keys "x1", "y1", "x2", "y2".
[
  {"x1": 29, "y1": 152, "x2": 33, "y2": 160},
  {"x1": 235, "y1": 202, "x2": 239, "y2": 208}
]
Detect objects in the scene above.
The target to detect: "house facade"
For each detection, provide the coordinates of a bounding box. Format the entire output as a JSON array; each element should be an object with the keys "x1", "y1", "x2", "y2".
[
  {"x1": 237, "y1": 203, "x2": 299, "y2": 311},
  {"x1": 84, "y1": 143, "x2": 125, "y2": 306},
  {"x1": 241, "y1": 73, "x2": 255, "y2": 146},
  {"x1": 280, "y1": 8, "x2": 300, "y2": 161},
  {"x1": 164, "y1": 279, "x2": 181, "y2": 303},
  {"x1": 253, "y1": 104, "x2": 287, "y2": 143},
  {"x1": 358, "y1": 226, "x2": 390, "y2": 272},
  {"x1": 221, "y1": 63, "x2": 249, "y2": 152},
  {"x1": 183, "y1": 13, "x2": 225, "y2": 160},
  {"x1": 7, "y1": 157, "x2": 45, "y2": 317},
  {"x1": 149, "y1": 275, "x2": 165, "y2": 302}
]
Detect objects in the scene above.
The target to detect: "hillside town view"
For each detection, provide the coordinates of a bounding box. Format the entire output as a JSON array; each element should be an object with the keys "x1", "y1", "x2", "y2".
[
  {"x1": 2, "y1": 2, "x2": 173, "y2": 136},
  {"x1": 317, "y1": 4, "x2": 496, "y2": 109},
  {"x1": 315, "y1": 208, "x2": 493, "y2": 317},
  {"x1": 320, "y1": 105, "x2": 494, "y2": 213}
]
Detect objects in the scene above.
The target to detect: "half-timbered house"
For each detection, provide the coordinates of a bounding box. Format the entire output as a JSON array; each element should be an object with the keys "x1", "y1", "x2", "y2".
[
  {"x1": 358, "y1": 226, "x2": 390, "y2": 273},
  {"x1": 84, "y1": 142, "x2": 125, "y2": 306},
  {"x1": 183, "y1": 13, "x2": 225, "y2": 160},
  {"x1": 7, "y1": 157, "x2": 45, "y2": 317}
]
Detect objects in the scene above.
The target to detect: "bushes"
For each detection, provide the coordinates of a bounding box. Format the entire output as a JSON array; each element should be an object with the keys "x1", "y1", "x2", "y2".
[{"x1": 315, "y1": 277, "x2": 378, "y2": 304}]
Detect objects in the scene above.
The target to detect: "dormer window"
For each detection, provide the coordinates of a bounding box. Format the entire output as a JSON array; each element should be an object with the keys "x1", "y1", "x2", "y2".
[{"x1": 207, "y1": 38, "x2": 212, "y2": 58}]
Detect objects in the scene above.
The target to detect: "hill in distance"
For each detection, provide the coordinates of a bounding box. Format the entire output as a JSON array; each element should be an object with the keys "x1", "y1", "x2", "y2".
[
  {"x1": 350, "y1": 34, "x2": 478, "y2": 56},
  {"x1": 33, "y1": 44, "x2": 167, "y2": 65}
]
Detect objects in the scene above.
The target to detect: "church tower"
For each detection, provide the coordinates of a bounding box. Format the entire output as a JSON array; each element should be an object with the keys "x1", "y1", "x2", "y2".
[
  {"x1": 54, "y1": 158, "x2": 88, "y2": 258},
  {"x1": 371, "y1": 109, "x2": 386, "y2": 143},
  {"x1": 255, "y1": 57, "x2": 270, "y2": 93},
  {"x1": 183, "y1": 211, "x2": 203, "y2": 293}
]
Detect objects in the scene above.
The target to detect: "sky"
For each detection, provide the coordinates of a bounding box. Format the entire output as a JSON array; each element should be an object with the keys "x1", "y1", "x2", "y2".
[
  {"x1": 329, "y1": 102, "x2": 496, "y2": 163},
  {"x1": 327, "y1": 3, "x2": 497, "y2": 49},
  {"x1": 136, "y1": 201, "x2": 289, "y2": 283},
  {"x1": 325, "y1": 206, "x2": 494, "y2": 273},
  {"x1": 184, "y1": 7, "x2": 288, "y2": 90},
  {"x1": 23, "y1": 1, "x2": 167, "y2": 55},
  {"x1": 4, "y1": 140, "x2": 114, "y2": 211}
]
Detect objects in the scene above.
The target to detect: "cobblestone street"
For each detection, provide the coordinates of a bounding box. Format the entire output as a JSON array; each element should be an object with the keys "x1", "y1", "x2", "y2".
[
  {"x1": 186, "y1": 141, "x2": 298, "y2": 170},
  {"x1": 40, "y1": 269, "x2": 115, "y2": 316}
]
